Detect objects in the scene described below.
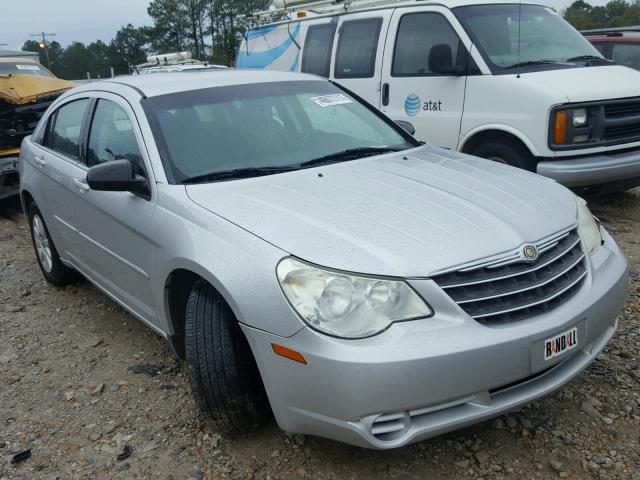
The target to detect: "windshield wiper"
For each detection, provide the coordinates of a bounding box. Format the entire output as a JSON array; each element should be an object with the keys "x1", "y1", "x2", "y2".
[
  {"x1": 300, "y1": 147, "x2": 403, "y2": 168},
  {"x1": 182, "y1": 165, "x2": 297, "y2": 184},
  {"x1": 565, "y1": 55, "x2": 613, "y2": 65},
  {"x1": 502, "y1": 60, "x2": 561, "y2": 70}
]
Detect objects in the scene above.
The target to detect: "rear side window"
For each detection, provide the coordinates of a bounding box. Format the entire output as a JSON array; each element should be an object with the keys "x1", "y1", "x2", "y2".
[
  {"x1": 335, "y1": 18, "x2": 382, "y2": 78},
  {"x1": 392, "y1": 13, "x2": 461, "y2": 76},
  {"x1": 46, "y1": 99, "x2": 90, "y2": 160},
  {"x1": 87, "y1": 99, "x2": 144, "y2": 174},
  {"x1": 612, "y1": 43, "x2": 640, "y2": 70},
  {"x1": 302, "y1": 23, "x2": 337, "y2": 77}
]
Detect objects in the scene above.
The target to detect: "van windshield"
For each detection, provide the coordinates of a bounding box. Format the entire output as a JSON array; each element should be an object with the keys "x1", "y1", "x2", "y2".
[
  {"x1": 143, "y1": 80, "x2": 417, "y2": 184},
  {"x1": 454, "y1": 4, "x2": 605, "y2": 73}
]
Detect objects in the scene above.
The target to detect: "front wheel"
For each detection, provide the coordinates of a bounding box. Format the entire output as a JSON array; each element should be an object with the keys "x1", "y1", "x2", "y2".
[
  {"x1": 470, "y1": 139, "x2": 537, "y2": 172},
  {"x1": 185, "y1": 280, "x2": 270, "y2": 434}
]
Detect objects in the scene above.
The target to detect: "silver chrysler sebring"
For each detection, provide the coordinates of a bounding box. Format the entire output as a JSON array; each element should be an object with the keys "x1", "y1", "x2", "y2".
[{"x1": 19, "y1": 71, "x2": 628, "y2": 449}]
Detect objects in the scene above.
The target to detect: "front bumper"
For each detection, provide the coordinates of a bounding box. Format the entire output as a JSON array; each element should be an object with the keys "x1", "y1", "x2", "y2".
[
  {"x1": 537, "y1": 147, "x2": 640, "y2": 187},
  {"x1": 243, "y1": 231, "x2": 628, "y2": 449},
  {"x1": 0, "y1": 154, "x2": 19, "y2": 201}
]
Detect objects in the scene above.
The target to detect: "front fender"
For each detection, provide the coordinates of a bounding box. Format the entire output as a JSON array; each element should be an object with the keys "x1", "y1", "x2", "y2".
[
  {"x1": 150, "y1": 185, "x2": 306, "y2": 339},
  {"x1": 458, "y1": 124, "x2": 540, "y2": 157}
]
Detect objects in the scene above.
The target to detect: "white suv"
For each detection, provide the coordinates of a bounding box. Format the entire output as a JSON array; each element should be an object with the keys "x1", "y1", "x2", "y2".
[{"x1": 239, "y1": 0, "x2": 640, "y2": 192}]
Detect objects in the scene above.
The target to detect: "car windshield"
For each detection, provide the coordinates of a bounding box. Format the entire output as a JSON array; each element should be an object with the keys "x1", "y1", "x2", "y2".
[
  {"x1": 454, "y1": 4, "x2": 604, "y2": 72},
  {"x1": 143, "y1": 80, "x2": 416, "y2": 183},
  {"x1": 0, "y1": 62, "x2": 54, "y2": 77}
]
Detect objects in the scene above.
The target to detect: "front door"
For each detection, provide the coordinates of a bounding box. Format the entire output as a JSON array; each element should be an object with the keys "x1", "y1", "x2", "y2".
[
  {"x1": 380, "y1": 7, "x2": 470, "y2": 149},
  {"x1": 69, "y1": 93, "x2": 158, "y2": 322}
]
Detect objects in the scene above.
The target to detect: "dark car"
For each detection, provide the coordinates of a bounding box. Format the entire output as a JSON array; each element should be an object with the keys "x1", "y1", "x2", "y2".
[{"x1": 583, "y1": 26, "x2": 640, "y2": 70}]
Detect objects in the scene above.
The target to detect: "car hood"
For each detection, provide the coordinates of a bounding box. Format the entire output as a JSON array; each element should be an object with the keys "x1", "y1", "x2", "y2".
[
  {"x1": 519, "y1": 65, "x2": 640, "y2": 103},
  {"x1": 186, "y1": 146, "x2": 578, "y2": 277}
]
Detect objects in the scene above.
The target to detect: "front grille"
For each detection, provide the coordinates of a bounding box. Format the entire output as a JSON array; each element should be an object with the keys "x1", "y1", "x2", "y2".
[
  {"x1": 605, "y1": 122, "x2": 640, "y2": 141},
  {"x1": 605, "y1": 100, "x2": 640, "y2": 118},
  {"x1": 433, "y1": 229, "x2": 587, "y2": 326},
  {"x1": 603, "y1": 97, "x2": 640, "y2": 142}
]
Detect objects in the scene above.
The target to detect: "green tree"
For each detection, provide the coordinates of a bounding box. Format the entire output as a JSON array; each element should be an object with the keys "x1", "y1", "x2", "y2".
[{"x1": 148, "y1": 0, "x2": 190, "y2": 53}]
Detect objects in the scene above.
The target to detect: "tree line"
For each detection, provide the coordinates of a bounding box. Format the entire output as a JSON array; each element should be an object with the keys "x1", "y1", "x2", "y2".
[
  {"x1": 564, "y1": 0, "x2": 640, "y2": 30},
  {"x1": 22, "y1": 0, "x2": 269, "y2": 79},
  {"x1": 21, "y1": 0, "x2": 640, "y2": 80}
]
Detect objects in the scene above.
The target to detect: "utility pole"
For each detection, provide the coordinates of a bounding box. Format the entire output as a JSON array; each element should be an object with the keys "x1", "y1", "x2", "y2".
[{"x1": 30, "y1": 32, "x2": 56, "y2": 69}]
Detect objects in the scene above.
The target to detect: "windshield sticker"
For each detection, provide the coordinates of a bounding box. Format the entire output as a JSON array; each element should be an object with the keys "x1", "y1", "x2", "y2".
[
  {"x1": 16, "y1": 64, "x2": 41, "y2": 71},
  {"x1": 310, "y1": 94, "x2": 352, "y2": 107}
]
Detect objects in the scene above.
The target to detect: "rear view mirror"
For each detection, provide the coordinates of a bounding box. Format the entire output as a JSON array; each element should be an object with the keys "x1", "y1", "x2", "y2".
[
  {"x1": 86, "y1": 159, "x2": 150, "y2": 199},
  {"x1": 395, "y1": 120, "x2": 416, "y2": 135},
  {"x1": 429, "y1": 44, "x2": 465, "y2": 76}
]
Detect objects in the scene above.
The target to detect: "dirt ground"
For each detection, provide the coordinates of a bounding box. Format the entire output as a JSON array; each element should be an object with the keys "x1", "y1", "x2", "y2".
[{"x1": 0, "y1": 189, "x2": 639, "y2": 480}]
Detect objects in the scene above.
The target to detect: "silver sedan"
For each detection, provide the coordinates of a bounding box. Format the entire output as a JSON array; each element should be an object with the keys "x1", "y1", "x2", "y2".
[{"x1": 19, "y1": 71, "x2": 628, "y2": 449}]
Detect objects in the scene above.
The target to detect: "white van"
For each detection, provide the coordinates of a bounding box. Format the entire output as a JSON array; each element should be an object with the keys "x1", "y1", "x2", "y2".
[{"x1": 238, "y1": 0, "x2": 640, "y2": 192}]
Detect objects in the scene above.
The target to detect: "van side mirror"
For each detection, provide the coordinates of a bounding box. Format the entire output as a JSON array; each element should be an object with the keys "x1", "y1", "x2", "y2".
[
  {"x1": 395, "y1": 120, "x2": 415, "y2": 135},
  {"x1": 429, "y1": 44, "x2": 465, "y2": 76},
  {"x1": 86, "y1": 159, "x2": 150, "y2": 199}
]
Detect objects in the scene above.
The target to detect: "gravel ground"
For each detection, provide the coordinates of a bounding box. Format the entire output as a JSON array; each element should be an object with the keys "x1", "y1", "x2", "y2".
[{"x1": 0, "y1": 190, "x2": 639, "y2": 480}]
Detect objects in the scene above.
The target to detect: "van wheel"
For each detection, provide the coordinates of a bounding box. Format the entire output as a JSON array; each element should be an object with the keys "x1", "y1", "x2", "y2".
[
  {"x1": 185, "y1": 279, "x2": 270, "y2": 434},
  {"x1": 28, "y1": 203, "x2": 78, "y2": 286},
  {"x1": 470, "y1": 139, "x2": 536, "y2": 172}
]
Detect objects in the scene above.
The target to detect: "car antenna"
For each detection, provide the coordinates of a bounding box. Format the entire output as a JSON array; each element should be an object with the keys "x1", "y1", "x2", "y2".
[{"x1": 516, "y1": 0, "x2": 522, "y2": 78}]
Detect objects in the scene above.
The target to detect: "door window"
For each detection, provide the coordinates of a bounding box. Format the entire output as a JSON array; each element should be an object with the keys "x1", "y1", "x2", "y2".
[
  {"x1": 87, "y1": 100, "x2": 145, "y2": 175},
  {"x1": 46, "y1": 99, "x2": 90, "y2": 160},
  {"x1": 302, "y1": 23, "x2": 337, "y2": 77},
  {"x1": 612, "y1": 43, "x2": 640, "y2": 70},
  {"x1": 392, "y1": 13, "x2": 461, "y2": 76},
  {"x1": 335, "y1": 18, "x2": 382, "y2": 78}
]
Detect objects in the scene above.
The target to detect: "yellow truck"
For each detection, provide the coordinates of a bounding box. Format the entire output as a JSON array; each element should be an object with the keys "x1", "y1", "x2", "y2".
[{"x1": 0, "y1": 55, "x2": 73, "y2": 200}]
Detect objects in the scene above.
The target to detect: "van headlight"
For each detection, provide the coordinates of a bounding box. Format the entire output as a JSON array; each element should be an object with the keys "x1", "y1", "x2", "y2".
[
  {"x1": 576, "y1": 196, "x2": 602, "y2": 255},
  {"x1": 277, "y1": 257, "x2": 432, "y2": 339}
]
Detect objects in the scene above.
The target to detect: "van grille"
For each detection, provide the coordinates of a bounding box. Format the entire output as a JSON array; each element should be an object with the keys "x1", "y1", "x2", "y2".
[
  {"x1": 433, "y1": 229, "x2": 587, "y2": 326},
  {"x1": 603, "y1": 98, "x2": 640, "y2": 142}
]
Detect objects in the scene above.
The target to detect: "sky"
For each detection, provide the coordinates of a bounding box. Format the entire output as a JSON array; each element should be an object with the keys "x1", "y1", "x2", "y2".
[
  {"x1": 0, "y1": 0, "x2": 612, "y2": 51},
  {"x1": 0, "y1": 0, "x2": 151, "y2": 50}
]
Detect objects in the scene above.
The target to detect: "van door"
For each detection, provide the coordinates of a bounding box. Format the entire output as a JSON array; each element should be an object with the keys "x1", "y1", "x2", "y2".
[
  {"x1": 380, "y1": 7, "x2": 472, "y2": 149},
  {"x1": 330, "y1": 11, "x2": 392, "y2": 107}
]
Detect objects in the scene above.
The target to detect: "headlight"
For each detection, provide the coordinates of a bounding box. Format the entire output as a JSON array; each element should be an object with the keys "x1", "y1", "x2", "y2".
[
  {"x1": 551, "y1": 106, "x2": 596, "y2": 147},
  {"x1": 572, "y1": 108, "x2": 588, "y2": 127},
  {"x1": 276, "y1": 257, "x2": 432, "y2": 339},
  {"x1": 576, "y1": 196, "x2": 602, "y2": 255}
]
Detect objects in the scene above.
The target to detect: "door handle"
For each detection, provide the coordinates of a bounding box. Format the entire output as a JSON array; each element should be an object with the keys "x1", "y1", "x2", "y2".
[
  {"x1": 33, "y1": 155, "x2": 46, "y2": 167},
  {"x1": 382, "y1": 83, "x2": 390, "y2": 107},
  {"x1": 73, "y1": 178, "x2": 90, "y2": 192}
]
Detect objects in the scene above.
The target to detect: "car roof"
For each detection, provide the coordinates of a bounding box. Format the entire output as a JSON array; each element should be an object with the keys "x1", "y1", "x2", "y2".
[
  {"x1": 74, "y1": 70, "x2": 322, "y2": 98},
  {"x1": 582, "y1": 26, "x2": 640, "y2": 41}
]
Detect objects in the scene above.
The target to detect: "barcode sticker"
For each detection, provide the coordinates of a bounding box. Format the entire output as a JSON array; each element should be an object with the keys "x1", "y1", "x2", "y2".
[{"x1": 310, "y1": 94, "x2": 353, "y2": 107}]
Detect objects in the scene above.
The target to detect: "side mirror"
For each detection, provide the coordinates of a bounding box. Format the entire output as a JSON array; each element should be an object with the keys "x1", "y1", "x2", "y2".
[
  {"x1": 429, "y1": 44, "x2": 465, "y2": 76},
  {"x1": 86, "y1": 159, "x2": 150, "y2": 199},
  {"x1": 395, "y1": 120, "x2": 416, "y2": 135}
]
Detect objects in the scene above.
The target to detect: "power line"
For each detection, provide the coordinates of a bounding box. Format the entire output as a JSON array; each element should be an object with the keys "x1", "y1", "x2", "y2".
[{"x1": 30, "y1": 32, "x2": 56, "y2": 69}]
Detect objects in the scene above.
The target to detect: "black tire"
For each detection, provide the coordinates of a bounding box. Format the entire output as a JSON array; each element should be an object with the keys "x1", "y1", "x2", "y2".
[
  {"x1": 185, "y1": 279, "x2": 270, "y2": 434},
  {"x1": 28, "y1": 202, "x2": 78, "y2": 286},
  {"x1": 470, "y1": 139, "x2": 537, "y2": 172}
]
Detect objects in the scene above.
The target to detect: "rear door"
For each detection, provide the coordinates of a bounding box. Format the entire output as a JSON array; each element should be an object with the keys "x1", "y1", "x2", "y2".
[
  {"x1": 380, "y1": 6, "x2": 471, "y2": 148},
  {"x1": 69, "y1": 93, "x2": 158, "y2": 322},
  {"x1": 330, "y1": 10, "x2": 392, "y2": 107},
  {"x1": 34, "y1": 96, "x2": 91, "y2": 257}
]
